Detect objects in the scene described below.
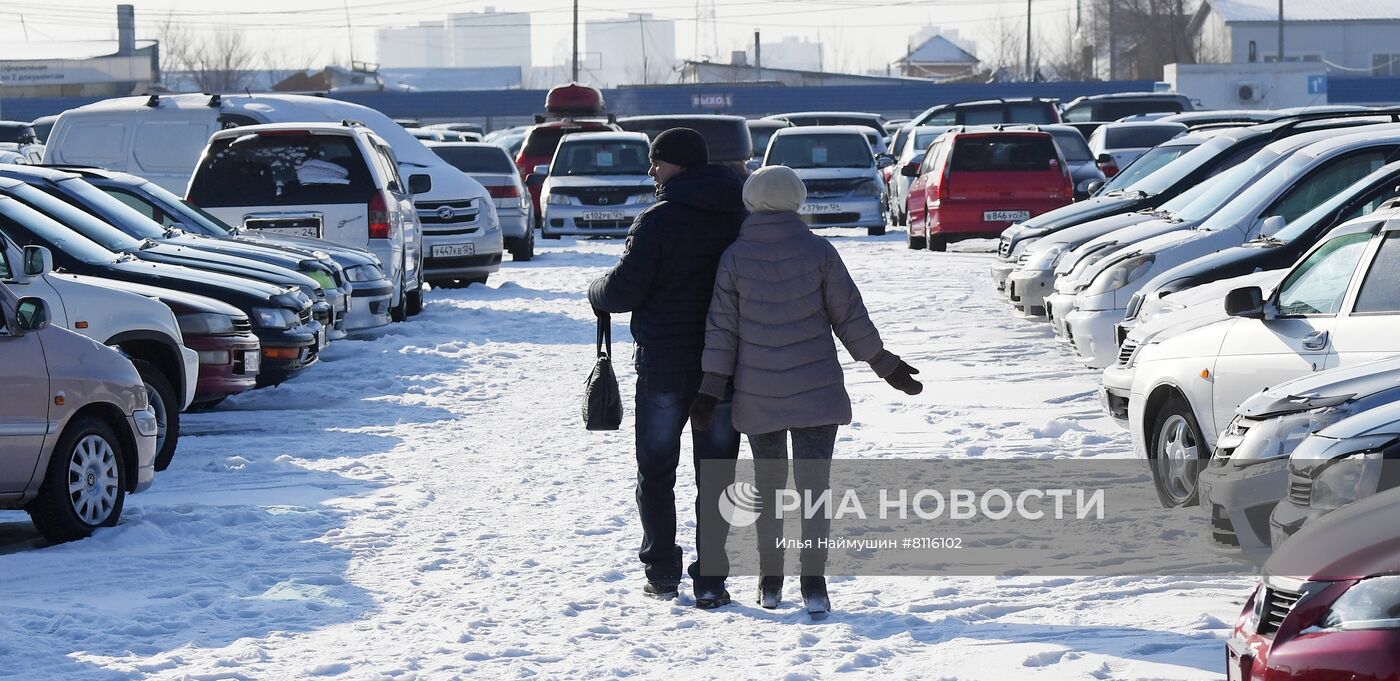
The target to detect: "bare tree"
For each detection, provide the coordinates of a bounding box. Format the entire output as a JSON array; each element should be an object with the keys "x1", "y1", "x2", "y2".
[
  {"x1": 155, "y1": 14, "x2": 256, "y2": 92},
  {"x1": 1041, "y1": 12, "x2": 1093, "y2": 80},
  {"x1": 977, "y1": 12, "x2": 1025, "y2": 77}
]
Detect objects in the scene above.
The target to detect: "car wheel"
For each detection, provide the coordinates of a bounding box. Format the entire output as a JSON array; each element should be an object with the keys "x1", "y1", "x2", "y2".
[
  {"x1": 188, "y1": 397, "x2": 227, "y2": 412},
  {"x1": 907, "y1": 228, "x2": 926, "y2": 250},
  {"x1": 129, "y1": 358, "x2": 178, "y2": 472},
  {"x1": 512, "y1": 229, "x2": 535, "y2": 261},
  {"x1": 407, "y1": 286, "x2": 423, "y2": 316},
  {"x1": 927, "y1": 234, "x2": 947, "y2": 252},
  {"x1": 391, "y1": 279, "x2": 409, "y2": 323},
  {"x1": 27, "y1": 416, "x2": 127, "y2": 543},
  {"x1": 867, "y1": 225, "x2": 886, "y2": 237},
  {"x1": 1149, "y1": 395, "x2": 1206, "y2": 508},
  {"x1": 467, "y1": 276, "x2": 489, "y2": 286}
]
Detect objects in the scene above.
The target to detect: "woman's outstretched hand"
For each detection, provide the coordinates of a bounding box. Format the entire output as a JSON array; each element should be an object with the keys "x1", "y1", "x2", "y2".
[
  {"x1": 884, "y1": 361, "x2": 923, "y2": 395},
  {"x1": 690, "y1": 394, "x2": 719, "y2": 431}
]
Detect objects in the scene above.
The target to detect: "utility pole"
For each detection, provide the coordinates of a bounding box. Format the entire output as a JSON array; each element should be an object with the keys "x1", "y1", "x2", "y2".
[
  {"x1": 754, "y1": 30, "x2": 762, "y2": 80},
  {"x1": 572, "y1": 0, "x2": 580, "y2": 82},
  {"x1": 638, "y1": 15, "x2": 649, "y2": 84},
  {"x1": 1277, "y1": 0, "x2": 1285, "y2": 62},
  {"x1": 1025, "y1": 0, "x2": 1033, "y2": 81}
]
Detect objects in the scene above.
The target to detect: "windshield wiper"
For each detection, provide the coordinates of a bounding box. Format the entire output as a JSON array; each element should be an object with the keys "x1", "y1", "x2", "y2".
[
  {"x1": 115, "y1": 252, "x2": 139, "y2": 263},
  {"x1": 139, "y1": 238, "x2": 160, "y2": 250}
]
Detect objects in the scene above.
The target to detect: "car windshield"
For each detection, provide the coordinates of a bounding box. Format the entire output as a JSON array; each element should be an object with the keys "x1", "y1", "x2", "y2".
[
  {"x1": 56, "y1": 178, "x2": 167, "y2": 239},
  {"x1": 0, "y1": 196, "x2": 117, "y2": 265},
  {"x1": 0, "y1": 124, "x2": 36, "y2": 144},
  {"x1": 189, "y1": 132, "x2": 377, "y2": 208},
  {"x1": 431, "y1": 146, "x2": 517, "y2": 174},
  {"x1": 1101, "y1": 125, "x2": 1184, "y2": 149},
  {"x1": 766, "y1": 133, "x2": 873, "y2": 169},
  {"x1": 1049, "y1": 130, "x2": 1093, "y2": 163},
  {"x1": 1198, "y1": 149, "x2": 1387, "y2": 232},
  {"x1": 1164, "y1": 149, "x2": 1282, "y2": 222},
  {"x1": 621, "y1": 118, "x2": 751, "y2": 162},
  {"x1": 5, "y1": 183, "x2": 143, "y2": 252},
  {"x1": 950, "y1": 135, "x2": 1058, "y2": 172},
  {"x1": 1274, "y1": 166, "x2": 1400, "y2": 243},
  {"x1": 751, "y1": 128, "x2": 782, "y2": 158},
  {"x1": 1116, "y1": 136, "x2": 1230, "y2": 195},
  {"x1": 105, "y1": 181, "x2": 235, "y2": 236},
  {"x1": 551, "y1": 140, "x2": 650, "y2": 176}
]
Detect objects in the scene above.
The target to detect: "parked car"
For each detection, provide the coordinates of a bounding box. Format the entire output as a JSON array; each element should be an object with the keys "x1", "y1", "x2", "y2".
[
  {"x1": 28, "y1": 115, "x2": 57, "y2": 144},
  {"x1": 407, "y1": 128, "x2": 450, "y2": 142},
  {"x1": 763, "y1": 112, "x2": 890, "y2": 155},
  {"x1": 1229, "y1": 485, "x2": 1400, "y2": 680},
  {"x1": 1063, "y1": 125, "x2": 1400, "y2": 370},
  {"x1": 1157, "y1": 110, "x2": 1279, "y2": 128},
  {"x1": 0, "y1": 164, "x2": 343, "y2": 334},
  {"x1": 44, "y1": 93, "x2": 503, "y2": 304},
  {"x1": 2, "y1": 236, "x2": 196, "y2": 470},
  {"x1": 905, "y1": 127, "x2": 1071, "y2": 250},
  {"x1": 0, "y1": 121, "x2": 44, "y2": 164},
  {"x1": 1199, "y1": 356, "x2": 1400, "y2": 564},
  {"x1": 1041, "y1": 124, "x2": 1103, "y2": 201},
  {"x1": 1059, "y1": 92, "x2": 1194, "y2": 139},
  {"x1": 1127, "y1": 205, "x2": 1400, "y2": 507},
  {"x1": 52, "y1": 166, "x2": 394, "y2": 336},
  {"x1": 888, "y1": 126, "x2": 951, "y2": 227},
  {"x1": 429, "y1": 141, "x2": 535, "y2": 261},
  {"x1": 764, "y1": 125, "x2": 889, "y2": 236},
  {"x1": 517, "y1": 118, "x2": 620, "y2": 220},
  {"x1": 534, "y1": 132, "x2": 653, "y2": 239},
  {"x1": 616, "y1": 114, "x2": 754, "y2": 177},
  {"x1": 908, "y1": 98, "x2": 1061, "y2": 128},
  {"x1": 188, "y1": 122, "x2": 442, "y2": 303},
  {"x1": 746, "y1": 119, "x2": 790, "y2": 173},
  {"x1": 0, "y1": 284, "x2": 158, "y2": 543},
  {"x1": 428, "y1": 123, "x2": 486, "y2": 137},
  {"x1": 0, "y1": 194, "x2": 320, "y2": 387},
  {"x1": 1086, "y1": 121, "x2": 1188, "y2": 177}
]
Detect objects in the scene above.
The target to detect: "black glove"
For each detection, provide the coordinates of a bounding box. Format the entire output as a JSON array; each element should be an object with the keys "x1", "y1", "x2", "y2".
[
  {"x1": 690, "y1": 394, "x2": 719, "y2": 431},
  {"x1": 884, "y1": 361, "x2": 923, "y2": 395}
]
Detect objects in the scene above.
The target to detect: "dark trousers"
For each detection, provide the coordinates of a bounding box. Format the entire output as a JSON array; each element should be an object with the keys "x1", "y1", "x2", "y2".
[
  {"x1": 750, "y1": 425, "x2": 839, "y2": 578},
  {"x1": 634, "y1": 374, "x2": 740, "y2": 587}
]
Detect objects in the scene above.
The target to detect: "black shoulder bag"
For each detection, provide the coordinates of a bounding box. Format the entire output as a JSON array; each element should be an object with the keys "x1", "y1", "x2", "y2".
[{"x1": 583, "y1": 313, "x2": 623, "y2": 431}]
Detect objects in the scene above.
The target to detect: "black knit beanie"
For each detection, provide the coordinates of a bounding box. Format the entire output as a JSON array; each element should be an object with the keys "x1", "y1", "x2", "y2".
[{"x1": 649, "y1": 127, "x2": 709, "y2": 168}]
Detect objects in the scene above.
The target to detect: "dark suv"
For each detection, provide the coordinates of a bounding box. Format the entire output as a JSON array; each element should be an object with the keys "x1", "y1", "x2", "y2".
[{"x1": 909, "y1": 98, "x2": 1061, "y2": 128}]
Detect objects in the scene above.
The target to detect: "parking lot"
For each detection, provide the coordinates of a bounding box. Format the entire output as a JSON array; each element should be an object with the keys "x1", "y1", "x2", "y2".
[{"x1": 0, "y1": 232, "x2": 1247, "y2": 679}]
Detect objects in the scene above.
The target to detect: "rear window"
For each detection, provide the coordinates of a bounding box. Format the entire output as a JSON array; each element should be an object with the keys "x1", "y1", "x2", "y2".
[
  {"x1": 431, "y1": 146, "x2": 517, "y2": 174},
  {"x1": 766, "y1": 133, "x2": 873, "y2": 169},
  {"x1": 0, "y1": 124, "x2": 37, "y2": 144},
  {"x1": 1049, "y1": 130, "x2": 1093, "y2": 163},
  {"x1": 619, "y1": 117, "x2": 752, "y2": 162},
  {"x1": 189, "y1": 132, "x2": 376, "y2": 207},
  {"x1": 1103, "y1": 125, "x2": 1183, "y2": 150},
  {"x1": 1007, "y1": 102, "x2": 1059, "y2": 124},
  {"x1": 552, "y1": 140, "x2": 650, "y2": 176},
  {"x1": 786, "y1": 116, "x2": 886, "y2": 133},
  {"x1": 950, "y1": 135, "x2": 1059, "y2": 172}
]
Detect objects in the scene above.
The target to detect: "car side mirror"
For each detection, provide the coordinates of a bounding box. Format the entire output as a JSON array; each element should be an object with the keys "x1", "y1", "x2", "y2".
[
  {"x1": 1096, "y1": 153, "x2": 1114, "y2": 164},
  {"x1": 1224, "y1": 286, "x2": 1266, "y2": 319},
  {"x1": 533, "y1": 164, "x2": 550, "y2": 177},
  {"x1": 408, "y1": 174, "x2": 432, "y2": 195},
  {"x1": 900, "y1": 163, "x2": 921, "y2": 178},
  {"x1": 14, "y1": 297, "x2": 49, "y2": 332},
  {"x1": 525, "y1": 174, "x2": 546, "y2": 187},
  {"x1": 1259, "y1": 215, "x2": 1285, "y2": 238},
  {"x1": 23, "y1": 245, "x2": 51, "y2": 277},
  {"x1": 1084, "y1": 180, "x2": 1105, "y2": 195},
  {"x1": 876, "y1": 155, "x2": 895, "y2": 169}
]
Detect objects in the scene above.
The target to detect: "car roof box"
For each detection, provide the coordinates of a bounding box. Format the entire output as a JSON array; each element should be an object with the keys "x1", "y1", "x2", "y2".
[{"x1": 546, "y1": 83, "x2": 605, "y2": 117}]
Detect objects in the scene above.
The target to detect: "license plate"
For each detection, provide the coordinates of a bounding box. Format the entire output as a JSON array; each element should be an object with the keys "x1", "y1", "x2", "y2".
[
  {"x1": 316, "y1": 328, "x2": 327, "y2": 350},
  {"x1": 581, "y1": 210, "x2": 626, "y2": 222},
  {"x1": 985, "y1": 210, "x2": 1031, "y2": 222},
  {"x1": 249, "y1": 225, "x2": 319, "y2": 238},
  {"x1": 431, "y1": 243, "x2": 475, "y2": 258},
  {"x1": 800, "y1": 202, "x2": 842, "y2": 215},
  {"x1": 243, "y1": 350, "x2": 260, "y2": 375}
]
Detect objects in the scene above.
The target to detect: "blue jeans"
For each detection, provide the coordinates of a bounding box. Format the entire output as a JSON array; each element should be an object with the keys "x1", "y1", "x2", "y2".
[
  {"x1": 750, "y1": 425, "x2": 839, "y2": 577},
  {"x1": 634, "y1": 374, "x2": 739, "y2": 587}
]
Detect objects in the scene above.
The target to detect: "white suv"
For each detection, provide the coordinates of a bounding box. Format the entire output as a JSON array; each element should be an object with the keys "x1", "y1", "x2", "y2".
[
  {"x1": 1128, "y1": 206, "x2": 1400, "y2": 507},
  {"x1": 189, "y1": 123, "x2": 426, "y2": 321}
]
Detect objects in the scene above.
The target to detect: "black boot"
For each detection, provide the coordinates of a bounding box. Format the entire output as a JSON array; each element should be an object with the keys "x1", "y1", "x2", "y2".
[
  {"x1": 694, "y1": 583, "x2": 731, "y2": 610},
  {"x1": 758, "y1": 576, "x2": 783, "y2": 609},
  {"x1": 643, "y1": 580, "x2": 680, "y2": 600},
  {"x1": 800, "y1": 576, "x2": 830, "y2": 616}
]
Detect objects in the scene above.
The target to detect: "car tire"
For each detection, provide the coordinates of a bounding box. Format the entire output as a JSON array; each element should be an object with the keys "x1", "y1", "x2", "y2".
[
  {"x1": 130, "y1": 358, "x2": 179, "y2": 473},
  {"x1": 867, "y1": 225, "x2": 886, "y2": 237},
  {"x1": 511, "y1": 229, "x2": 535, "y2": 261},
  {"x1": 407, "y1": 286, "x2": 423, "y2": 316},
  {"x1": 541, "y1": 229, "x2": 561, "y2": 241},
  {"x1": 188, "y1": 397, "x2": 227, "y2": 412},
  {"x1": 391, "y1": 279, "x2": 409, "y2": 323},
  {"x1": 927, "y1": 234, "x2": 947, "y2": 252},
  {"x1": 27, "y1": 416, "x2": 127, "y2": 543},
  {"x1": 907, "y1": 229, "x2": 926, "y2": 250},
  {"x1": 467, "y1": 276, "x2": 489, "y2": 286},
  {"x1": 1149, "y1": 394, "x2": 1206, "y2": 508}
]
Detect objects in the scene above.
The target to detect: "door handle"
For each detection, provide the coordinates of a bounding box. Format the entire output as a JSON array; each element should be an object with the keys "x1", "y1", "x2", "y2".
[{"x1": 1301, "y1": 330, "x2": 1329, "y2": 351}]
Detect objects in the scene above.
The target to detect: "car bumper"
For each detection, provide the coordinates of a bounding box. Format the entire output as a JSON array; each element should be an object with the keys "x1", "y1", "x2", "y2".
[
  {"x1": 1100, "y1": 364, "x2": 1135, "y2": 429},
  {"x1": 127, "y1": 407, "x2": 158, "y2": 493},
  {"x1": 543, "y1": 203, "x2": 647, "y2": 237},
  {"x1": 185, "y1": 333, "x2": 261, "y2": 404},
  {"x1": 799, "y1": 196, "x2": 884, "y2": 229},
  {"x1": 178, "y1": 345, "x2": 199, "y2": 410},
  {"x1": 326, "y1": 288, "x2": 350, "y2": 341},
  {"x1": 1045, "y1": 292, "x2": 1078, "y2": 341},
  {"x1": 1064, "y1": 307, "x2": 1123, "y2": 369},
  {"x1": 1197, "y1": 459, "x2": 1288, "y2": 565},
  {"x1": 254, "y1": 322, "x2": 321, "y2": 387},
  {"x1": 1007, "y1": 268, "x2": 1054, "y2": 316},
  {"x1": 990, "y1": 261, "x2": 1016, "y2": 292},
  {"x1": 1268, "y1": 497, "x2": 1329, "y2": 549},
  {"x1": 1230, "y1": 628, "x2": 1400, "y2": 681},
  {"x1": 497, "y1": 205, "x2": 530, "y2": 239},
  {"x1": 423, "y1": 229, "x2": 504, "y2": 280},
  {"x1": 342, "y1": 277, "x2": 394, "y2": 334}
]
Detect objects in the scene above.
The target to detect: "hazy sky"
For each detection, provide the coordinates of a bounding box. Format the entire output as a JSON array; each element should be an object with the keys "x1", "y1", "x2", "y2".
[{"x1": 0, "y1": 0, "x2": 1080, "y2": 75}]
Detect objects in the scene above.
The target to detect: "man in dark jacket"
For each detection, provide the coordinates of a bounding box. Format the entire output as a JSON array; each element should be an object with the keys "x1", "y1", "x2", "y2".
[{"x1": 588, "y1": 128, "x2": 744, "y2": 608}]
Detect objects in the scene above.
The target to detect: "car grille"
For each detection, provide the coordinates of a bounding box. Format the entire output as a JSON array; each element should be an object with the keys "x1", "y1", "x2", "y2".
[
  {"x1": 574, "y1": 219, "x2": 633, "y2": 230},
  {"x1": 1256, "y1": 586, "x2": 1304, "y2": 636},
  {"x1": 1209, "y1": 504, "x2": 1239, "y2": 547},
  {"x1": 1117, "y1": 339, "x2": 1139, "y2": 367},
  {"x1": 1115, "y1": 323, "x2": 1129, "y2": 346},
  {"x1": 298, "y1": 308, "x2": 312, "y2": 327},
  {"x1": 1213, "y1": 420, "x2": 1253, "y2": 467},
  {"x1": 802, "y1": 178, "x2": 864, "y2": 196},
  {"x1": 999, "y1": 236, "x2": 1012, "y2": 259},
  {"x1": 551, "y1": 186, "x2": 652, "y2": 206},
  {"x1": 427, "y1": 253, "x2": 502, "y2": 268},
  {"x1": 232, "y1": 317, "x2": 252, "y2": 335},
  {"x1": 1288, "y1": 469, "x2": 1312, "y2": 506},
  {"x1": 416, "y1": 199, "x2": 480, "y2": 226},
  {"x1": 315, "y1": 289, "x2": 326, "y2": 302},
  {"x1": 806, "y1": 213, "x2": 861, "y2": 226}
]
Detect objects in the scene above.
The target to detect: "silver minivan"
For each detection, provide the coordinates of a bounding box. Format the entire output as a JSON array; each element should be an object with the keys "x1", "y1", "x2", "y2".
[
  {"x1": 0, "y1": 284, "x2": 158, "y2": 543},
  {"x1": 763, "y1": 125, "x2": 890, "y2": 236}
]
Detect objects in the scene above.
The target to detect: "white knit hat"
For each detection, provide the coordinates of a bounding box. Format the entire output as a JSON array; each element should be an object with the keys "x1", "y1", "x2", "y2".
[{"x1": 743, "y1": 165, "x2": 807, "y2": 213}]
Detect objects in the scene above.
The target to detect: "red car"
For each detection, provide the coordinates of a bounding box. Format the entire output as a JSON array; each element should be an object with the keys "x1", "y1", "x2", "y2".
[
  {"x1": 1228, "y1": 486, "x2": 1400, "y2": 680},
  {"x1": 903, "y1": 127, "x2": 1073, "y2": 251}
]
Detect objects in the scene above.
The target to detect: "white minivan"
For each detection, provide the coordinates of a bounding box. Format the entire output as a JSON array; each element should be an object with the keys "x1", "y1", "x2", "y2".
[{"x1": 43, "y1": 93, "x2": 501, "y2": 289}]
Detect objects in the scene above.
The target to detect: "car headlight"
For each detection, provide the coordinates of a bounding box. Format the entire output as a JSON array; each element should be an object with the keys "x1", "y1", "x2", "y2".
[
  {"x1": 251, "y1": 307, "x2": 296, "y2": 330},
  {"x1": 1228, "y1": 407, "x2": 1354, "y2": 467},
  {"x1": 1311, "y1": 450, "x2": 1385, "y2": 510},
  {"x1": 1023, "y1": 243, "x2": 1068, "y2": 271},
  {"x1": 546, "y1": 193, "x2": 571, "y2": 205},
  {"x1": 853, "y1": 180, "x2": 882, "y2": 197},
  {"x1": 1005, "y1": 234, "x2": 1039, "y2": 261},
  {"x1": 176, "y1": 312, "x2": 237, "y2": 336},
  {"x1": 1086, "y1": 254, "x2": 1156, "y2": 295},
  {"x1": 343, "y1": 264, "x2": 384, "y2": 282},
  {"x1": 1318, "y1": 576, "x2": 1400, "y2": 630}
]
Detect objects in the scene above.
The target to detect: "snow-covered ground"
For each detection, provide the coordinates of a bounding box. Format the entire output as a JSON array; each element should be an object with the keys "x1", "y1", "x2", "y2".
[{"x1": 0, "y1": 230, "x2": 1251, "y2": 680}]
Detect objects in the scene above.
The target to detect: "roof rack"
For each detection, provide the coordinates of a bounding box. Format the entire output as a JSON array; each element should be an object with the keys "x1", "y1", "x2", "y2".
[
  {"x1": 341, "y1": 119, "x2": 365, "y2": 128},
  {"x1": 1267, "y1": 107, "x2": 1400, "y2": 140},
  {"x1": 143, "y1": 94, "x2": 160, "y2": 108},
  {"x1": 207, "y1": 93, "x2": 221, "y2": 108}
]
